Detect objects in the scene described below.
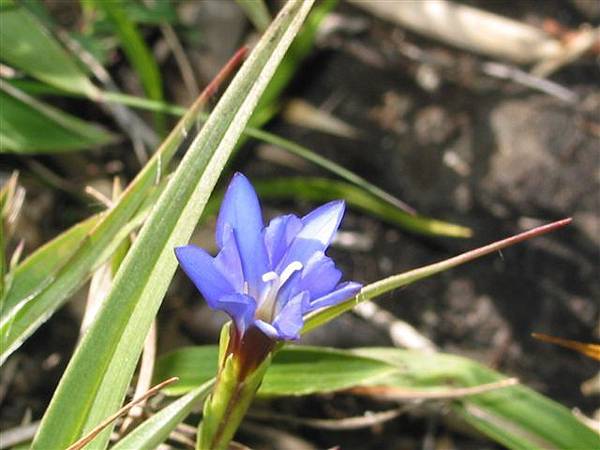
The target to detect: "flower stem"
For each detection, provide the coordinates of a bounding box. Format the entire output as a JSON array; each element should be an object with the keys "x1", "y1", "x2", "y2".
[{"x1": 197, "y1": 327, "x2": 272, "y2": 450}]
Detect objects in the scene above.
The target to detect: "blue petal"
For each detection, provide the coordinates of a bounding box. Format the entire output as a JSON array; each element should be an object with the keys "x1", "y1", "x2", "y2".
[
  {"x1": 214, "y1": 225, "x2": 244, "y2": 292},
  {"x1": 276, "y1": 200, "x2": 346, "y2": 270},
  {"x1": 263, "y1": 214, "x2": 302, "y2": 268},
  {"x1": 273, "y1": 291, "x2": 309, "y2": 340},
  {"x1": 215, "y1": 173, "x2": 269, "y2": 293},
  {"x1": 254, "y1": 319, "x2": 279, "y2": 339},
  {"x1": 218, "y1": 294, "x2": 256, "y2": 336},
  {"x1": 175, "y1": 245, "x2": 235, "y2": 308},
  {"x1": 274, "y1": 251, "x2": 341, "y2": 308},
  {"x1": 307, "y1": 281, "x2": 362, "y2": 311},
  {"x1": 298, "y1": 200, "x2": 345, "y2": 247},
  {"x1": 298, "y1": 251, "x2": 342, "y2": 300}
]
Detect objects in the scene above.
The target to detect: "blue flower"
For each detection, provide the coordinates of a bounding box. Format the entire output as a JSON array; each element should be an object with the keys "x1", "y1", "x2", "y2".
[{"x1": 175, "y1": 173, "x2": 362, "y2": 342}]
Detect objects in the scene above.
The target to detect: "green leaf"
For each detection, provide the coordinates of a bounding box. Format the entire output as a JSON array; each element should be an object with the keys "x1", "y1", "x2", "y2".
[
  {"x1": 1, "y1": 215, "x2": 99, "y2": 312},
  {"x1": 0, "y1": 38, "x2": 233, "y2": 363},
  {"x1": 153, "y1": 346, "x2": 219, "y2": 396},
  {"x1": 7, "y1": 80, "x2": 421, "y2": 219},
  {"x1": 261, "y1": 346, "x2": 398, "y2": 396},
  {"x1": 250, "y1": 0, "x2": 338, "y2": 128},
  {"x1": 302, "y1": 219, "x2": 572, "y2": 334},
  {"x1": 110, "y1": 380, "x2": 214, "y2": 450},
  {"x1": 155, "y1": 345, "x2": 599, "y2": 450},
  {"x1": 0, "y1": 0, "x2": 98, "y2": 96},
  {"x1": 0, "y1": 50, "x2": 245, "y2": 367},
  {"x1": 96, "y1": 92, "x2": 420, "y2": 217},
  {"x1": 353, "y1": 348, "x2": 600, "y2": 450},
  {"x1": 244, "y1": 126, "x2": 416, "y2": 215},
  {"x1": 0, "y1": 84, "x2": 115, "y2": 153},
  {"x1": 235, "y1": 0, "x2": 271, "y2": 31},
  {"x1": 0, "y1": 205, "x2": 148, "y2": 365},
  {"x1": 93, "y1": 0, "x2": 165, "y2": 132},
  {"x1": 199, "y1": 348, "x2": 272, "y2": 450},
  {"x1": 114, "y1": 1, "x2": 177, "y2": 25},
  {"x1": 32, "y1": 2, "x2": 316, "y2": 449},
  {"x1": 254, "y1": 177, "x2": 471, "y2": 238},
  {"x1": 154, "y1": 346, "x2": 399, "y2": 398}
]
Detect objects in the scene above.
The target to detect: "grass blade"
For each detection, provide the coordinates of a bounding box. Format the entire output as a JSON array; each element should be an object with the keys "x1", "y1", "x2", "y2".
[
  {"x1": 154, "y1": 346, "x2": 398, "y2": 397},
  {"x1": 250, "y1": 0, "x2": 338, "y2": 128},
  {"x1": 154, "y1": 345, "x2": 599, "y2": 449},
  {"x1": 32, "y1": 2, "x2": 315, "y2": 449},
  {"x1": 93, "y1": 0, "x2": 165, "y2": 132},
  {"x1": 253, "y1": 177, "x2": 471, "y2": 237},
  {"x1": 110, "y1": 380, "x2": 214, "y2": 450},
  {"x1": 0, "y1": 205, "x2": 147, "y2": 364},
  {"x1": 0, "y1": 49, "x2": 245, "y2": 365},
  {"x1": 0, "y1": 0, "x2": 98, "y2": 97},
  {"x1": 66, "y1": 377, "x2": 179, "y2": 450},
  {"x1": 1, "y1": 216, "x2": 98, "y2": 311},
  {"x1": 8, "y1": 82, "x2": 418, "y2": 217},
  {"x1": 532, "y1": 333, "x2": 600, "y2": 360},
  {"x1": 353, "y1": 348, "x2": 600, "y2": 450},
  {"x1": 0, "y1": 82, "x2": 115, "y2": 153},
  {"x1": 303, "y1": 218, "x2": 572, "y2": 334},
  {"x1": 235, "y1": 0, "x2": 271, "y2": 32}
]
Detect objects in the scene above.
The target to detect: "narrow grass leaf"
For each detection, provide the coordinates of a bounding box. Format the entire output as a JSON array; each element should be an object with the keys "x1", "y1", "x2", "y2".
[
  {"x1": 303, "y1": 218, "x2": 572, "y2": 334},
  {"x1": 8, "y1": 81, "x2": 419, "y2": 217},
  {"x1": 154, "y1": 346, "x2": 398, "y2": 397},
  {"x1": 250, "y1": 0, "x2": 338, "y2": 128},
  {"x1": 1, "y1": 216, "x2": 99, "y2": 311},
  {"x1": 0, "y1": 48, "x2": 244, "y2": 364},
  {"x1": 0, "y1": 205, "x2": 147, "y2": 365},
  {"x1": 235, "y1": 0, "x2": 271, "y2": 31},
  {"x1": 153, "y1": 346, "x2": 219, "y2": 396},
  {"x1": 0, "y1": 84, "x2": 115, "y2": 153},
  {"x1": 0, "y1": 0, "x2": 98, "y2": 96},
  {"x1": 155, "y1": 345, "x2": 599, "y2": 449},
  {"x1": 66, "y1": 377, "x2": 179, "y2": 450},
  {"x1": 253, "y1": 177, "x2": 471, "y2": 238},
  {"x1": 353, "y1": 348, "x2": 600, "y2": 450},
  {"x1": 32, "y1": 3, "x2": 315, "y2": 449},
  {"x1": 93, "y1": 0, "x2": 165, "y2": 132},
  {"x1": 110, "y1": 380, "x2": 214, "y2": 450}
]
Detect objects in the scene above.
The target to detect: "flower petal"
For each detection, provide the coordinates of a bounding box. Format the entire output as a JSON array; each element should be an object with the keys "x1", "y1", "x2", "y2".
[
  {"x1": 218, "y1": 293, "x2": 256, "y2": 336},
  {"x1": 307, "y1": 281, "x2": 362, "y2": 311},
  {"x1": 254, "y1": 319, "x2": 279, "y2": 339},
  {"x1": 214, "y1": 224, "x2": 244, "y2": 292},
  {"x1": 276, "y1": 200, "x2": 346, "y2": 270},
  {"x1": 175, "y1": 245, "x2": 235, "y2": 308},
  {"x1": 298, "y1": 251, "x2": 342, "y2": 299},
  {"x1": 263, "y1": 214, "x2": 302, "y2": 268},
  {"x1": 273, "y1": 291, "x2": 309, "y2": 340},
  {"x1": 298, "y1": 200, "x2": 345, "y2": 248},
  {"x1": 215, "y1": 173, "x2": 269, "y2": 292}
]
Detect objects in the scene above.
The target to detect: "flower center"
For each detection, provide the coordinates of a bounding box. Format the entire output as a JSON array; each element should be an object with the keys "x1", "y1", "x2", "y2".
[{"x1": 256, "y1": 261, "x2": 303, "y2": 322}]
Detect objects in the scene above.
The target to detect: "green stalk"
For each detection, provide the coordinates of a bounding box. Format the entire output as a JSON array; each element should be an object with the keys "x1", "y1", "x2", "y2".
[{"x1": 199, "y1": 354, "x2": 271, "y2": 450}]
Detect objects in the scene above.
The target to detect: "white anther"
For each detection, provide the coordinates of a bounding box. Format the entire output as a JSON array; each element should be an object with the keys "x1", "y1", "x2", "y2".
[
  {"x1": 256, "y1": 261, "x2": 303, "y2": 322},
  {"x1": 262, "y1": 271, "x2": 278, "y2": 283},
  {"x1": 279, "y1": 261, "x2": 303, "y2": 286}
]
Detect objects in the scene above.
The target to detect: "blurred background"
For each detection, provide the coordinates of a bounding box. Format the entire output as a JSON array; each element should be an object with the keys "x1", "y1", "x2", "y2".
[{"x1": 1, "y1": 0, "x2": 598, "y2": 448}]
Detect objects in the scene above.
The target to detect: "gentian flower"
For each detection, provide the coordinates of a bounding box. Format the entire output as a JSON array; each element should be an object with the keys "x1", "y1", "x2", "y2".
[{"x1": 175, "y1": 173, "x2": 362, "y2": 344}]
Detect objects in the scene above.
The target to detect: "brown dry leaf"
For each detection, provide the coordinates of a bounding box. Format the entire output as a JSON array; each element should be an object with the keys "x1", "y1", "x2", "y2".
[{"x1": 532, "y1": 333, "x2": 600, "y2": 361}]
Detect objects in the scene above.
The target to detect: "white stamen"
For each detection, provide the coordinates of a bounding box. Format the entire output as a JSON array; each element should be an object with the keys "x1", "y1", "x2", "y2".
[
  {"x1": 256, "y1": 261, "x2": 303, "y2": 322},
  {"x1": 262, "y1": 271, "x2": 278, "y2": 283},
  {"x1": 279, "y1": 261, "x2": 303, "y2": 286}
]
